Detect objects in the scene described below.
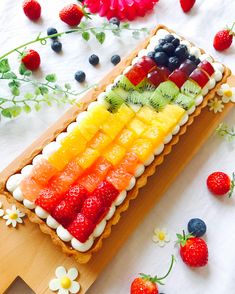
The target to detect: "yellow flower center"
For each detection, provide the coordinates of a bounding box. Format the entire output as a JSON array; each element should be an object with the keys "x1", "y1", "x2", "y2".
[
  {"x1": 224, "y1": 89, "x2": 233, "y2": 98},
  {"x1": 9, "y1": 213, "x2": 18, "y2": 220},
  {"x1": 60, "y1": 276, "x2": 71, "y2": 289},
  {"x1": 158, "y1": 232, "x2": 166, "y2": 241}
]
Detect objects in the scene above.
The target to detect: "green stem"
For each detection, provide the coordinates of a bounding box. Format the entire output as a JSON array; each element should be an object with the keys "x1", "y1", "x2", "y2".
[
  {"x1": 157, "y1": 255, "x2": 175, "y2": 281},
  {"x1": 0, "y1": 26, "x2": 148, "y2": 60}
]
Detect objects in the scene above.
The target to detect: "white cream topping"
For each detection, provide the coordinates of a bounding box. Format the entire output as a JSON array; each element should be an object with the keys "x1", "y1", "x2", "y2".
[
  {"x1": 200, "y1": 54, "x2": 213, "y2": 63},
  {"x1": 163, "y1": 134, "x2": 173, "y2": 144},
  {"x1": 126, "y1": 177, "x2": 136, "y2": 191},
  {"x1": 172, "y1": 125, "x2": 180, "y2": 135},
  {"x1": 67, "y1": 122, "x2": 78, "y2": 133},
  {"x1": 134, "y1": 164, "x2": 145, "y2": 178},
  {"x1": 115, "y1": 191, "x2": 127, "y2": 206},
  {"x1": 201, "y1": 87, "x2": 209, "y2": 96},
  {"x1": 35, "y1": 206, "x2": 49, "y2": 219},
  {"x1": 32, "y1": 154, "x2": 43, "y2": 165},
  {"x1": 132, "y1": 57, "x2": 140, "y2": 65},
  {"x1": 123, "y1": 66, "x2": 132, "y2": 75},
  {"x1": 13, "y1": 187, "x2": 24, "y2": 202},
  {"x1": 208, "y1": 78, "x2": 216, "y2": 90},
  {"x1": 156, "y1": 29, "x2": 169, "y2": 38},
  {"x1": 144, "y1": 154, "x2": 155, "y2": 166},
  {"x1": 42, "y1": 142, "x2": 60, "y2": 159},
  {"x1": 93, "y1": 219, "x2": 107, "y2": 237},
  {"x1": 213, "y1": 62, "x2": 224, "y2": 73},
  {"x1": 180, "y1": 40, "x2": 191, "y2": 50},
  {"x1": 138, "y1": 49, "x2": 148, "y2": 57},
  {"x1": 189, "y1": 46, "x2": 201, "y2": 58},
  {"x1": 195, "y1": 95, "x2": 203, "y2": 106},
  {"x1": 213, "y1": 70, "x2": 223, "y2": 82},
  {"x1": 105, "y1": 204, "x2": 116, "y2": 220},
  {"x1": 154, "y1": 144, "x2": 164, "y2": 155},
  {"x1": 71, "y1": 236, "x2": 94, "y2": 252},
  {"x1": 56, "y1": 132, "x2": 68, "y2": 143},
  {"x1": 187, "y1": 106, "x2": 196, "y2": 115},
  {"x1": 76, "y1": 111, "x2": 88, "y2": 123},
  {"x1": 57, "y1": 225, "x2": 72, "y2": 242},
  {"x1": 6, "y1": 174, "x2": 23, "y2": 192},
  {"x1": 46, "y1": 215, "x2": 59, "y2": 229},
  {"x1": 21, "y1": 165, "x2": 33, "y2": 176},
  {"x1": 179, "y1": 114, "x2": 189, "y2": 126},
  {"x1": 23, "y1": 199, "x2": 36, "y2": 210}
]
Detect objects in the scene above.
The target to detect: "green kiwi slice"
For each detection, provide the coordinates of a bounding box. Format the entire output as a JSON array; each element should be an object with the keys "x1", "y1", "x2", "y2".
[
  {"x1": 104, "y1": 90, "x2": 125, "y2": 113},
  {"x1": 174, "y1": 93, "x2": 195, "y2": 110},
  {"x1": 155, "y1": 81, "x2": 179, "y2": 101},
  {"x1": 181, "y1": 80, "x2": 202, "y2": 98},
  {"x1": 149, "y1": 91, "x2": 168, "y2": 111}
]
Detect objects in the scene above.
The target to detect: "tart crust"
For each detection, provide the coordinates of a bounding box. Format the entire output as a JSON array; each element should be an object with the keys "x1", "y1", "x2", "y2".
[{"x1": 0, "y1": 25, "x2": 231, "y2": 264}]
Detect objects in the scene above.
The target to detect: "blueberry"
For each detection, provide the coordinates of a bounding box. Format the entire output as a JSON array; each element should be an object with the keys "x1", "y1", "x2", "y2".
[
  {"x1": 188, "y1": 54, "x2": 200, "y2": 65},
  {"x1": 159, "y1": 39, "x2": 168, "y2": 46},
  {"x1": 164, "y1": 34, "x2": 175, "y2": 43},
  {"x1": 75, "y1": 71, "x2": 86, "y2": 83},
  {"x1": 147, "y1": 51, "x2": 155, "y2": 60},
  {"x1": 174, "y1": 44, "x2": 188, "y2": 61},
  {"x1": 172, "y1": 38, "x2": 180, "y2": 48},
  {"x1": 51, "y1": 41, "x2": 62, "y2": 53},
  {"x1": 154, "y1": 52, "x2": 168, "y2": 66},
  {"x1": 109, "y1": 17, "x2": 120, "y2": 27},
  {"x1": 168, "y1": 56, "x2": 180, "y2": 71},
  {"x1": 111, "y1": 54, "x2": 121, "y2": 65},
  {"x1": 47, "y1": 27, "x2": 58, "y2": 40},
  {"x1": 188, "y1": 218, "x2": 207, "y2": 237},
  {"x1": 89, "y1": 54, "x2": 99, "y2": 66},
  {"x1": 154, "y1": 45, "x2": 164, "y2": 53},
  {"x1": 162, "y1": 43, "x2": 175, "y2": 56}
]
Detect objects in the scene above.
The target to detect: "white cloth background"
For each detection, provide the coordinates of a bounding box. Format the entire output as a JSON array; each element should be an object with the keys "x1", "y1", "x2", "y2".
[{"x1": 0, "y1": 0, "x2": 235, "y2": 293}]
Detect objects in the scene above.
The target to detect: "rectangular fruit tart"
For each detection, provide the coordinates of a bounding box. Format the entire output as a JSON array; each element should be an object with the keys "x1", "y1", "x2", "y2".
[{"x1": 1, "y1": 25, "x2": 231, "y2": 264}]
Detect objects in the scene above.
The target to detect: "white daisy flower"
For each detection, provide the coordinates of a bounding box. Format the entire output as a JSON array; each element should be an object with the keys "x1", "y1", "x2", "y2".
[
  {"x1": 49, "y1": 266, "x2": 80, "y2": 294},
  {"x1": 208, "y1": 98, "x2": 224, "y2": 113},
  {"x1": 152, "y1": 228, "x2": 170, "y2": 247},
  {"x1": 3, "y1": 205, "x2": 25, "y2": 227},
  {"x1": 0, "y1": 202, "x2": 4, "y2": 217},
  {"x1": 217, "y1": 83, "x2": 235, "y2": 103}
]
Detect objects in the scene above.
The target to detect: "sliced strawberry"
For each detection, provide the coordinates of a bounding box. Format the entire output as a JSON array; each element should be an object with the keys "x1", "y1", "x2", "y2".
[
  {"x1": 91, "y1": 180, "x2": 119, "y2": 207},
  {"x1": 81, "y1": 195, "x2": 107, "y2": 224},
  {"x1": 52, "y1": 184, "x2": 89, "y2": 227},
  {"x1": 67, "y1": 213, "x2": 95, "y2": 243},
  {"x1": 35, "y1": 188, "x2": 63, "y2": 213}
]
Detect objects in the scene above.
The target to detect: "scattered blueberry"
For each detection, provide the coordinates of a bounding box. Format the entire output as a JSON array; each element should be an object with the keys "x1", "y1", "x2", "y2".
[
  {"x1": 168, "y1": 56, "x2": 180, "y2": 71},
  {"x1": 47, "y1": 27, "x2": 58, "y2": 40},
  {"x1": 75, "y1": 70, "x2": 86, "y2": 83},
  {"x1": 109, "y1": 17, "x2": 120, "y2": 27},
  {"x1": 147, "y1": 51, "x2": 155, "y2": 60},
  {"x1": 154, "y1": 52, "x2": 168, "y2": 66},
  {"x1": 154, "y1": 45, "x2": 164, "y2": 53},
  {"x1": 188, "y1": 54, "x2": 201, "y2": 65},
  {"x1": 172, "y1": 38, "x2": 180, "y2": 48},
  {"x1": 158, "y1": 39, "x2": 168, "y2": 46},
  {"x1": 162, "y1": 43, "x2": 175, "y2": 56},
  {"x1": 188, "y1": 218, "x2": 207, "y2": 237},
  {"x1": 164, "y1": 34, "x2": 175, "y2": 43},
  {"x1": 111, "y1": 54, "x2": 121, "y2": 65},
  {"x1": 51, "y1": 40, "x2": 62, "y2": 53},
  {"x1": 174, "y1": 44, "x2": 188, "y2": 61},
  {"x1": 89, "y1": 54, "x2": 99, "y2": 66}
]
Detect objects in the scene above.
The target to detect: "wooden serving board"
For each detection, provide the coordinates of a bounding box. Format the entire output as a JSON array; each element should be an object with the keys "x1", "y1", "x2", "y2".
[{"x1": 0, "y1": 74, "x2": 234, "y2": 293}]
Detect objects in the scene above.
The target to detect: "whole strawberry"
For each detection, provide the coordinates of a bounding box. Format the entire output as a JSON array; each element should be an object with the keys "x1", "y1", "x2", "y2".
[
  {"x1": 59, "y1": 4, "x2": 90, "y2": 26},
  {"x1": 130, "y1": 255, "x2": 175, "y2": 294},
  {"x1": 213, "y1": 23, "x2": 235, "y2": 51},
  {"x1": 21, "y1": 49, "x2": 41, "y2": 71},
  {"x1": 23, "y1": 0, "x2": 41, "y2": 21},
  {"x1": 180, "y1": 0, "x2": 196, "y2": 13},
  {"x1": 177, "y1": 232, "x2": 208, "y2": 267},
  {"x1": 207, "y1": 171, "x2": 235, "y2": 197}
]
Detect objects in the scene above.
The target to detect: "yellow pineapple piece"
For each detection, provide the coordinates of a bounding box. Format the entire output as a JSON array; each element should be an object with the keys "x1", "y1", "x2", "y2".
[
  {"x1": 116, "y1": 128, "x2": 137, "y2": 148},
  {"x1": 151, "y1": 119, "x2": 173, "y2": 134},
  {"x1": 142, "y1": 126, "x2": 165, "y2": 147},
  {"x1": 100, "y1": 115, "x2": 124, "y2": 139},
  {"x1": 128, "y1": 118, "x2": 146, "y2": 136},
  {"x1": 114, "y1": 104, "x2": 135, "y2": 125},
  {"x1": 162, "y1": 104, "x2": 185, "y2": 122},
  {"x1": 76, "y1": 147, "x2": 100, "y2": 169},
  {"x1": 136, "y1": 106, "x2": 158, "y2": 124},
  {"x1": 90, "y1": 131, "x2": 112, "y2": 151},
  {"x1": 130, "y1": 139, "x2": 153, "y2": 162},
  {"x1": 88, "y1": 105, "x2": 111, "y2": 125},
  {"x1": 61, "y1": 127, "x2": 87, "y2": 156},
  {"x1": 103, "y1": 144, "x2": 126, "y2": 166},
  {"x1": 48, "y1": 147, "x2": 73, "y2": 171},
  {"x1": 78, "y1": 115, "x2": 99, "y2": 141}
]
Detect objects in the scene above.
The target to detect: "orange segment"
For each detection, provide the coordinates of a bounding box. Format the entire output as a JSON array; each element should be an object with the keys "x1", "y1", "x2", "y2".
[
  {"x1": 107, "y1": 168, "x2": 133, "y2": 191},
  {"x1": 128, "y1": 118, "x2": 146, "y2": 136},
  {"x1": 130, "y1": 139, "x2": 153, "y2": 162},
  {"x1": 103, "y1": 144, "x2": 126, "y2": 166},
  {"x1": 78, "y1": 173, "x2": 101, "y2": 193},
  {"x1": 89, "y1": 132, "x2": 112, "y2": 152},
  {"x1": 48, "y1": 147, "x2": 73, "y2": 171},
  {"x1": 114, "y1": 104, "x2": 135, "y2": 124},
  {"x1": 100, "y1": 116, "x2": 124, "y2": 139},
  {"x1": 76, "y1": 148, "x2": 100, "y2": 170},
  {"x1": 49, "y1": 161, "x2": 83, "y2": 195},
  {"x1": 91, "y1": 157, "x2": 112, "y2": 179},
  {"x1": 116, "y1": 128, "x2": 137, "y2": 148},
  {"x1": 119, "y1": 152, "x2": 139, "y2": 174},
  {"x1": 20, "y1": 177, "x2": 43, "y2": 201},
  {"x1": 61, "y1": 127, "x2": 87, "y2": 156},
  {"x1": 31, "y1": 158, "x2": 58, "y2": 185}
]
